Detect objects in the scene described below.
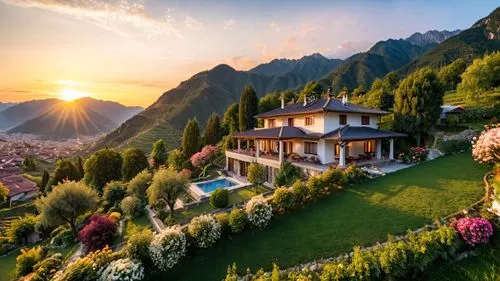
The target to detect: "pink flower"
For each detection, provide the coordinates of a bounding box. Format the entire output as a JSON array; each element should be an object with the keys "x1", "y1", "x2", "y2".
[
  {"x1": 190, "y1": 145, "x2": 219, "y2": 167},
  {"x1": 451, "y1": 217, "x2": 493, "y2": 246}
]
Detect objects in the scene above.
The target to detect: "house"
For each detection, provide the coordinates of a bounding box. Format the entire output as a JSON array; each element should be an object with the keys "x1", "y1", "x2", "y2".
[
  {"x1": 225, "y1": 92, "x2": 406, "y2": 184},
  {"x1": 0, "y1": 175, "x2": 38, "y2": 206},
  {"x1": 439, "y1": 105, "x2": 465, "y2": 122}
]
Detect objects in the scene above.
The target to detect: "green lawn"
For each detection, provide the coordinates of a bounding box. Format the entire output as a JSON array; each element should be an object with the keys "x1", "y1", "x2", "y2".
[{"x1": 152, "y1": 153, "x2": 488, "y2": 281}]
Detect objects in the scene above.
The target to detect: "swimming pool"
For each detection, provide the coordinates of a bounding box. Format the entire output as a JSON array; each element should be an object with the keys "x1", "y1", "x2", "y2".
[{"x1": 194, "y1": 178, "x2": 237, "y2": 193}]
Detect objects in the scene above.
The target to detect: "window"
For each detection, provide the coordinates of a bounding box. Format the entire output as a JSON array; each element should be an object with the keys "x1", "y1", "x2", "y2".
[
  {"x1": 304, "y1": 142, "x2": 317, "y2": 155},
  {"x1": 268, "y1": 119, "x2": 276, "y2": 128},
  {"x1": 361, "y1": 115, "x2": 370, "y2": 125},
  {"x1": 305, "y1": 116, "x2": 314, "y2": 126},
  {"x1": 288, "y1": 118, "x2": 294, "y2": 127},
  {"x1": 335, "y1": 143, "x2": 340, "y2": 156},
  {"x1": 364, "y1": 141, "x2": 375, "y2": 153},
  {"x1": 339, "y1": 114, "x2": 347, "y2": 125}
]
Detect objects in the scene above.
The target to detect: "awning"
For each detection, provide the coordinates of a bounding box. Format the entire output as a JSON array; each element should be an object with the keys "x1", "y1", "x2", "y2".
[
  {"x1": 321, "y1": 125, "x2": 407, "y2": 141},
  {"x1": 232, "y1": 126, "x2": 320, "y2": 140}
]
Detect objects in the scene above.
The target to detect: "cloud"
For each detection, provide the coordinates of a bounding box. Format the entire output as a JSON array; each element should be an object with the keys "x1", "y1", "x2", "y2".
[
  {"x1": 223, "y1": 19, "x2": 235, "y2": 30},
  {"x1": 2, "y1": 0, "x2": 182, "y2": 37},
  {"x1": 336, "y1": 40, "x2": 374, "y2": 57},
  {"x1": 269, "y1": 21, "x2": 280, "y2": 32},
  {"x1": 184, "y1": 15, "x2": 202, "y2": 30}
]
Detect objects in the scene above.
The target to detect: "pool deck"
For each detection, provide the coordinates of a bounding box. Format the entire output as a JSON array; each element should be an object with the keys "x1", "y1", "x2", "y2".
[{"x1": 188, "y1": 176, "x2": 251, "y2": 201}]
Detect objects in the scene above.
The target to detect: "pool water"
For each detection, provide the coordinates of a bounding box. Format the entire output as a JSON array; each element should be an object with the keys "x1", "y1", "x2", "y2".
[{"x1": 195, "y1": 178, "x2": 236, "y2": 193}]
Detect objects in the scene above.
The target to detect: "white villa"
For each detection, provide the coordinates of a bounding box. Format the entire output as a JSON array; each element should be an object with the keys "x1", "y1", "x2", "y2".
[{"x1": 225, "y1": 92, "x2": 406, "y2": 184}]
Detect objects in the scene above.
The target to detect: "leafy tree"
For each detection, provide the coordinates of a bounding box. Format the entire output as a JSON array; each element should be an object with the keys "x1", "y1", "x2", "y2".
[
  {"x1": 247, "y1": 163, "x2": 265, "y2": 191},
  {"x1": 297, "y1": 81, "x2": 323, "y2": 102},
  {"x1": 41, "y1": 169, "x2": 49, "y2": 193},
  {"x1": 258, "y1": 92, "x2": 281, "y2": 114},
  {"x1": 182, "y1": 118, "x2": 201, "y2": 158},
  {"x1": 120, "y1": 196, "x2": 143, "y2": 218},
  {"x1": 6, "y1": 215, "x2": 37, "y2": 245},
  {"x1": 151, "y1": 139, "x2": 167, "y2": 168},
  {"x1": 84, "y1": 149, "x2": 123, "y2": 194},
  {"x1": 0, "y1": 182, "x2": 8, "y2": 205},
  {"x1": 50, "y1": 159, "x2": 81, "y2": 189},
  {"x1": 223, "y1": 103, "x2": 239, "y2": 134},
  {"x1": 361, "y1": 72, "x2": 399, "y2": 110},
  {"x1": 351, "y1": 85, "x2": 367, "y2": 98},
  {"x1": 393, "y1": 67, "x2": 444, "y2": 146},
  {"x1": 75, "y1": 156, "x2": 85, "y2": 178},
  {"x1": 146, "y1": 168, "x2": 189, "y2": 218},
  {"x1": 127, "y1": 170, "x2": 153, "y2": 199},
  {"x1": 459, "y1": 52, "x2": 500, "y2": 98},
  {"x1": 167, "y1": 149, "x2": 187, "y2": 171},
  {"x1": 274, "y1": 162, "x2": 302, "y2": 187},
  {"x1": 438, "y1": 58, "x2": 467, "y2": 91},
  {"x1": 23, "y1": 156, "x2": 36, "y2": 172},
  {"x1": 36, "y1": 181, "x2": 99, "y2": 235},
  {"x1": 203, "y1": 113, "x2": 222, "y2": 145},
  {"x1": 103, "y1": 181, "x2": 127, "y2": 206},
  {"x1": 78, "y1": 215, "x2": 117, "y2": 253},
  {"x1": 121, "y1": 148, "x2": 149, "y2": 181},
  {"x1": 239, "y1": 85, "x2": 259, "y2": 132}
]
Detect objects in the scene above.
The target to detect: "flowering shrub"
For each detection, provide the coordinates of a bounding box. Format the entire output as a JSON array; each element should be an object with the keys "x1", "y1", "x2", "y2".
[
  {"x1": 179, "y1": 168, "x2": 192, "y2": 179},
  {"x1": 78, "y1": 215, "x2": 118, "y2": 253},
  {"x1": 149, "y1": 226, "x2": 186, "y2": 271},
  {"x1": 472, "y1": 126, "x2": 500, "y2": 164},
  {"x1": 398, "y1": 147, "x2": 428, "y2": 163},
  {"x1": 99, "y1": 258, "x2": 144, "y2": 281},
  {"x1": 187, "y1": 214, "x2": 221, "y2": 248},
  {"x1": 245, "y1": 196, "x2": 273, "y2": 229},
  {"x1": 125, "y1": 229, "x2": 153, "y2": 267},
  {"x1": 451, "y1": 217, "x2": 494, "y2": 246},
  {"x1": 190, "y1": 145, "x2": 219, "y2": 167},
  {"x1": 54, "y1": 246, "x2": 117, "y2": 281},
  {"x1": 343, "y1": 165, "x2": 368, "y2": 184},
  {"x1": 30, "y1": 253, "x2": 62, "y2": 281}
]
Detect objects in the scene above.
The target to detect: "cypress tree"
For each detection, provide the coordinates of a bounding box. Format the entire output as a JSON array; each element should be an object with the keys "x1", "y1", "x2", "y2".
[
  {"x1": 203, "y1": 113, "x2": 222, "y2": 145},
  {"x1": 41, "y1": 169, "x2": 50, "y2": 193},
  {"x1": 223, "y1": 103, "x2": 239, "y2": 134},
  {"x1": 151, "y1": 139, "x2": 167, "y2": 168},
  {"x1": 239, "y1": 85, "x2": 259, "y2": 132},
  {"x1": 182, "y1": 118, "x2": 201, "y2": 158},
  {"x1": 76, "y1": 156, "x2": 85, "y2": 178}
]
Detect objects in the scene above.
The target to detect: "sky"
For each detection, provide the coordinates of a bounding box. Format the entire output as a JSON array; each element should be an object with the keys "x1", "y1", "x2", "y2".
[{"x1": 0, "y1": 0, "x2": 498, "y2": 107}]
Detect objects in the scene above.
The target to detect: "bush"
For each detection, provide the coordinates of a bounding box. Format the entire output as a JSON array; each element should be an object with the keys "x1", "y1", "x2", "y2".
[
  {"x1": 149, "y1": 226, "x2": 187, "y2": 271},
  {"x1": 343, "y1": 165, "x2": 368, "y2": 184},
  {"x1": 210, "y1": 188, "x2": 229, "y2": 208},
  {"x1": 291, "y1": 180, "x2": 309, "y2": 206},
  {"x1": 187, "y1": 214, "x2": 222, "y2": 248},
  {"x1": 78, "y1": 215, "x2": 118, "y2": 253},
  {"x1": 163, "y1": 216, "x2": 177, "y2": 227},
  {"x1": 451, "y1": 217, "x2": 494, "y2": 246},
  {"x1": 121, "y1": 196, "x2": 143, "y2": 219},
  {"x1": 306, "y1": 175, "x2": 326, "y2": 199},
  {"x1": 229, "y1": 208, "x2": 248, "y2": 233},
  {"x1": 99, "y1": 258, "x2": 145, "y2": 281},
  {"x1": 102, "y1": 181, "x2": 127, "y2": 206},
  {"x1": 321, "y1": 168, "x2": 345, "y2": 189},
  {"x1": 125, "y1": 228, "x2": 154, "y2": 266},
  {"x1": 215, "y1": 213, "x2": 230, "y2": 236},
  {"x1": 472, "y1": 125, "x2": 500, "y2": 164},
  {"x1": 30, "y1": 253, "x2": 62, "y2": 281},
  {"x1": 438, "y1": 139, "x2": 471, "y2": 154},
  {"x1": 108, "y1": 211, "x2": 122, "y2": 223},
  {"x1": 51, "y1": 228, "x2": 74, "y2": 247},
  {"x1": 7, "y1": 215, "x2": 37, "y2": 245},
  {"x1": 245, "y1": 197, "x2": 273, "y2": 229},
  {"x1": 274, "y1": 162, "x2": 302, "y2": 187},
  {"x1": 397, "y1": 147, "x2": 428, "y2": 163},
  {"x1": 16, "y1": 246, "x2": 46, "y2": 277},
  {"x1": 272, "y1": 187, "x2": 294, "y2": 214},
  {"x1": 54, "y1": 246, "x2": 117, "y2": 281},
  {"x1": 50, "y1": 225, "x2": 67, "y2": 239}
]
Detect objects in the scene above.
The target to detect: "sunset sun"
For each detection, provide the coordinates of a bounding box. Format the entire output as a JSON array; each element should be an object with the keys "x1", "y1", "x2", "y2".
[{"x1": 60, "y1": 89, "x2": 89, "y2": 101}]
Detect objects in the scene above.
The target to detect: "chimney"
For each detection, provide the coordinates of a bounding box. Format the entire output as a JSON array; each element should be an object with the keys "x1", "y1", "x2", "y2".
[
  {"x1": 327, "y1": 87, "x2": 333, "y2": 98},
  {"x1": 303, "y1": 93, "x2": 307, "y2": 107},
  {"x1": 280, "y1": 97, "x2": 285, "y2": 109},
  {"x1": 342, "y1": 93, "x2": 348, "y2": 106}
]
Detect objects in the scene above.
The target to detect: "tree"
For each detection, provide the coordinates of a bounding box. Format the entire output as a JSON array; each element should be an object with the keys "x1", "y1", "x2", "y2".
[
  {"x1": 459, "y1": 52, "x2": 500, "y2": 99},
  {"x1": 182, "y1": 118, "x2": 201, "y2": 158},
  {"x1": 50, "y1": 159, "x2": 81, "y2": 189},
  {"x1": 36, "y1": 181, "x2": 99, "y2": 235},
  {"x1": 41, "y1": 169, "x2": 49, "y2": 193},
  {"x1": 258, "y1": 92, "x2": 281, "y2": 114},
  {"x1": 239, "y1": 86, "x2": 259, "y2": 132},
  {"x1": 120, "y1": 196, "x2": 143, "y2": 218},
  {"x1": 22, "y1": 156, "x2": 36, "y2": 172},
  {"x1": 103, "y1": 181, "x2": 127, "y2": 206},
  {"x1": 393, "y1": 67, "x2": 444, "y2": 146},
  {"x1": 247, "y1": 163, "x2": 265, "y2": 191},
  {"x1": 203, "y1": 113, "x2": 222, "y2": 146},
  {"x1": 75, "y1": 156, "x2": 85, "y2": 178},
  {"x1": 0, "y1": 182, "x2": 8, "y2": 205},
  {"x1": 274, "y1": 162, "x2": 302, "y2": 187},
  {"x1": 361, "y1": 72, "x2": 399, "y2": 110},
  {"x1": 151, "y1": 139, "x2": 167, "y2": 168},
  {"x1": 84, "y1": 149, "x2": 123, "y2": 194},
  {"x1": 223, "y1": 103, "x2": 239, "y2": 134},
  {"x1": 78, "y1": 215, "x2": 118, "y2": 253},
  {"x1": 167, "y1": 149, "x2": 187, "y2": 171},
  {"x1": 122, "y1": 148, "x2": 149, "y2": 181},
  {"x1": 127, "y1": 170, "x2": 153, "y2": 199},
  {"x1": 438, "y1": 58, "x2": 467, "y2": 91},
  {"x1": 297, "y1": 81, "x2": 323, "y2": 102},
  {"x1": 146, "y1": 168, "x2": 189, "y2": 218},
  {"x1": 6, "y1": 215, "x2": 37, "y2": 245}
]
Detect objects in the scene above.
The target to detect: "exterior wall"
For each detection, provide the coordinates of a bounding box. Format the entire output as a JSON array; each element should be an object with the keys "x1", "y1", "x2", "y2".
[
  {"x1": 323, "y1": 139, "x2": 336, "y2": 164},
  {"x1": 348, "y1": 141, "x2": 366, "y2": 158}
]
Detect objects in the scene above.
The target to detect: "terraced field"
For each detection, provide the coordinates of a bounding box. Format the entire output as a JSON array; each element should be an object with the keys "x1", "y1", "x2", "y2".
[{"x1": 443, "y1": 90, "x2": 500, "y2": 108}]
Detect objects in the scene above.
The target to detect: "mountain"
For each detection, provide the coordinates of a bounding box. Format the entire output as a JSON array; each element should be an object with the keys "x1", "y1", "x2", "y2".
[
  {"x1": 405, "y1": 30, "x2": 461, "y2": 46},
  {"x1": 401, "y1": 7, "x2": 500, "y2": 72},
  {"x1": 0, "y1": 102, "x2": 16, "y2": 113},
  {"x1": 0, "y1": 98, "x2": 142, "y2": 131},
  {"x1": 8, "y1": 101, "x2": 117, "y2": 139},
  {"x1": 89, "y1": 54, "x2": 344, "y2": 153},
  {"x1": 320, "y1": 39, "x2": 434, "y2": 91}
]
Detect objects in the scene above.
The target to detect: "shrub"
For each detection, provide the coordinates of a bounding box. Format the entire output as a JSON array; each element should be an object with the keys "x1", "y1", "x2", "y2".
[
  {"x1": 54, "y1": 246, "x2": 117, "y2": 281},
  {"x1": 247, "y1": 162, "x2": 265, "y2": 187},
  {"x1": 377, "y1": 239, "x2": 408, "y2": 279},
  {"x1": 102, "y1": 181, "x2": 127, "y2": 206},
  {"x1": 215, "y1": 213, "x2": 230, "y2": 236},
  {"x1": 108, "y1": 211, "x2": 122, "y2": 223},
  {"x1": 229, "y1": 208, "x2": 247, "y2": 233},
  {"x1": 163, "y1": 216, "x2": 177, "y2": 227},
  {"x1": 438, "y1": 139, "x2": 471, "y2": 154},
  {"x1": 7, "y1": 215, "x2": 37, "y2": 245},
  {"x1": 30, "y1": 253, "x2": 62, "y2": 281},
  {"x1": 16, "y1": 246, "x2": 46, "y2": 277},
  {"x1": 127, "y1": 170, "x2": 153, "y2": 199},
  {"x1": 149, "y1": 226, "x2": 187, "y2": 271},
  {"x1": 210, "y1": 188, "x2": 229, "y2": 208},
  {"x1": 125, "y1": 228, "x2": 154, "y2": 266},
  {"x1": 451, "y1": 217, "x2": 494, "y2": 246},
  {"x1": 347, "y1": 247, "x2": 380, "y2": 280},
  {"x1": 50, "y1": 225, "x2": 67, "y2": 239},
  {"x1": 245, "y1": 196, "x2": 273, "y2": 229},
  {"x1": 291, "y1": 180, "x2": 309, "y2": 205},
  {"x1": 99, "y1": 258, "x2": 145, "y2": 281},
  {"x1": 306, "y1": 175, "x2": 326, "y2": 199},
  {"x1": 274, "y1": 162, "x2": 302, "y2": 187},
  {"x1": 187, "y1": 214, "x2": 222, "y2": 248},
  {"x1": 51, "y1": 228, "x2": 74, "y2": 247},
  {"x1": 343, "y1": 165, "x2": 368, "y2": 184},
  {"x1": 121, "y1": 196, "x2": 143, "y2": 219},
  {"x1": 321, "y1": 168, "x2": 345, "y2": 189},
  {"x1": 472, "y1": 126, "x2": 500, "y2": 164},
  {"x1": 78, "y1": 215, "x2": 118, "y2": 253},
  {"x1": 272, "y1": 187, "x2": 294, "y2": 214},
  {"x1": 397, "y1": 147, "x2": 428, "y2": 163}
]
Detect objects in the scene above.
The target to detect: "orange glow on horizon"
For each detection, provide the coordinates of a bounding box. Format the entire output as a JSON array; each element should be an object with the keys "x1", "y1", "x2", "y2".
[{"x1": 59, "y1": 89, "x2": 90, "y2": 102}]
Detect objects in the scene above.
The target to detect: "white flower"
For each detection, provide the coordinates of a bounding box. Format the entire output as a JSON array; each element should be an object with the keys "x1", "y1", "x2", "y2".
[
  {"x1": 188, "y1": 214, "x2": 222, "y2": 248},
  {"x1": 99, "y1": 258, "x2": 145, "y2": 281},
  {"x1": 245, "y1": 196, "x2": 273, "y2": 229},
  {"x1": 149, "y1": 226, "x2": 187, "y2": 271}
]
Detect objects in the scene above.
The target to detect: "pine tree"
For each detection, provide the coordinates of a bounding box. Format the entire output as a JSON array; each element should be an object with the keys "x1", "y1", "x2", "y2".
[
  {"x1": 203, "y1": 113, "x2": 222, "y2": 145},
  {"x1": 41, "y1": 169, "x2": 50, "y2": 193},
  {"x1": 151, "y1": 139, "x2": 167, "y2": 168},
  {"x1": 182, "y1": 118, "x2": 201, "y2": 158},
  {"x1": 238, "y1": 85, "x2": 259, "y2": 132}
]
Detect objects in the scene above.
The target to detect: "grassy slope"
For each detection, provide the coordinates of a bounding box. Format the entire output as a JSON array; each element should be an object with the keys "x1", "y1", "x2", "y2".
[
  {"x1": 151, "y1": 153, "x2": 488, "y2": 281},
  {"x1": 443, "y1": 90, "x2": 500, "y2": 108}
]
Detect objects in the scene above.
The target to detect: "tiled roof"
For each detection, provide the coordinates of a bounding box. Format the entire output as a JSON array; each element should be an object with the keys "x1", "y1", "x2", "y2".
[
  {"x1": 0, "y1": 175, "x2": 38, "y2": 196},
  {"x1": 233, "y1": 126, "x2": 320, "y2": 140},
  {"x1": 322, "y1": 125, "x2": 407, "y2": 141},
  {"x1": 254, "y1": 98, "x2": 388, "y2": 118}
]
